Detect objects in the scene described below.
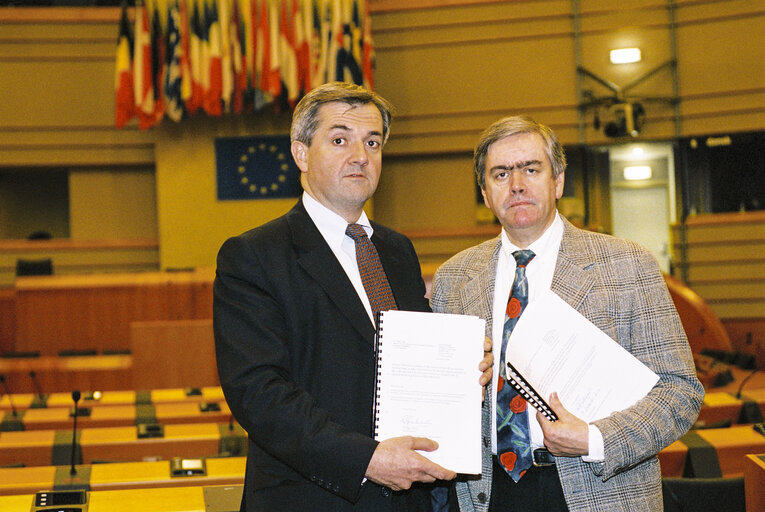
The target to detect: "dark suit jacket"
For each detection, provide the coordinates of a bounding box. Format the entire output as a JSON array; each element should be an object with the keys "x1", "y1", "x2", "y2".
[{"x1": 213, "y1": 199, "x2": 431, "y2": 512}]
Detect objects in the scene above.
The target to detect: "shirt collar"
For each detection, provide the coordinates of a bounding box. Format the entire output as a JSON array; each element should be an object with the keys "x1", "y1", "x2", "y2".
[
  {"x1": 501, "y1": 211, "x2": 563, "y2": 262},
  {"x1": 302, "y1": 191, "x2": 373, "y2": 247}
]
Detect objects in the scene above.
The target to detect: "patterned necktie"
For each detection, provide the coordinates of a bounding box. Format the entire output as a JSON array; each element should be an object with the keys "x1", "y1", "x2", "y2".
[
  {"x1": 346, "y1": 223, "x2": 398, "y2": 319},
  {"x1": 496, "y1": 249, "x2": 535, "y2": 482}
]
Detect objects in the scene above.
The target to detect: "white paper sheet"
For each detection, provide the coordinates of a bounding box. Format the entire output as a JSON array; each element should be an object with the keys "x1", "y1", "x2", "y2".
[
  {"x1": 374, "y1": 310, "x2": 485, "y2": 474},
  {"x1": 505, "y1": 289, "x2": 659, "y2": 422}
]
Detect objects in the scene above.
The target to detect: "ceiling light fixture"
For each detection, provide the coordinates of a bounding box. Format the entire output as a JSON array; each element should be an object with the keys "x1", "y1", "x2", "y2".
[{"x1": 610, "y1": 48, "x2": 641, "y2": 64}]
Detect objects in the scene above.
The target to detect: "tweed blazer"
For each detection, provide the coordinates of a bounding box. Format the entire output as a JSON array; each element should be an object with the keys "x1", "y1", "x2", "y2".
[{"x1": 430, "y1": 216, "x2": 704, "y2": 512}]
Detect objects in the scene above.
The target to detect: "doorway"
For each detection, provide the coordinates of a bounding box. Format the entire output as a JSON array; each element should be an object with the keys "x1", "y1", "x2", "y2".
[{"x1": 607, "y1": 143, "x2": 676, "y2": 273}]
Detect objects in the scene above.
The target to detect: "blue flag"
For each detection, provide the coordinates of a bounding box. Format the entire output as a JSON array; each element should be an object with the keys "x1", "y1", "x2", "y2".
[{"x1": 215, "y1": 135, "x2": 302, "y2": 200}]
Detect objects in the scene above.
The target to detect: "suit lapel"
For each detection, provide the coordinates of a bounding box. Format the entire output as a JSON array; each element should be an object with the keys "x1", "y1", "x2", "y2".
[
  {"x1": 287, "y1": 202, "x2": 375, "y2": 341},
  {"x1": 551, "y1": 218, "x2": 596, "y2": 311},
  {"x1": 459, "y1": 237, "x2": 501, "y2": 338}
]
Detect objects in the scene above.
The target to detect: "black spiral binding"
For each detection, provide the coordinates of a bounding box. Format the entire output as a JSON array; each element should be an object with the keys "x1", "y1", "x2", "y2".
[
  {"x1": 505, "y1": 361, "x2": 558, "y2": 422},
  {"x1": 372, "y1": 311, "x2": 385, "y2": 438}
]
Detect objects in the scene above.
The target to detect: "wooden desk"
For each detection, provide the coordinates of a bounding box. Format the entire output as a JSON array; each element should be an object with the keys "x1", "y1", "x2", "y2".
[
  {"x1": 3, "y1": 401, "x2": 231, "y2": 431},
  {"x1": 0, "y1": 355, "x2": 133, "y2": 393},
  {"x1": 0, "y1": 387, "x2": 226, "y2": 412},
  {"x1": 744, "y1": 454, "x2": 765, "y2": 512},
  {"x1": 0, "y1": 483, "x2": 243, "y2": 512},
  {"x1": 658, "y1": 425, "x2": 765, "y2": 477},
  {"x1": 696, "y1": 390, "x2": 765, "y2": 426},
  {"x1": 0, "y1": 465, "x2": 55, "y2": 495},
  {"x1": 0, "y1": 457, "x2": 245, "y2": 496},
  {"x1": 81, "y1": 423, "x2": 224, "y2": 464},
  {"x1": 0, "y1": 421, "x2": 246, "y2": 467}
]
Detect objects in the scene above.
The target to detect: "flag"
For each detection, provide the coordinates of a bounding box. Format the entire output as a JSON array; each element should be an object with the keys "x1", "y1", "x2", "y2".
[
  {"x1": 219, "y1": 0, "x2": 234, "y2": 111},
  {"x1": 361, "y1": 0, "x2": 374, "y2": 89},
  {"x1": 334, "y1": 0, "x2": 362, "y2": 84},
  {"x1": 311, "y1": 0, "x2": 325, "y2": 88},
  {"x1": 266, "y1": 0, "x2": 282, "y2": 98},
  {"x1": 150, "y1": 6, "x2": 166, "y2": 124},
  {"x1": 279, "y1": 0, "x2": 298, "y2": 104},
  {"x1": 115, "y1": 4, "x2": 134, "y2": 128},
  {"x1": 295, "y1": 0, "x2": 314, "y2": 95},
  {"x1": 188, "y1": 1, "x2": 204, "y2": 114},
  {"x1": 215, "y1": 135, "x2": 302, "y2": 200},
  {"x1": 204, "y1": 1, "x2": 223, "y2": 115},
  {"x1": 230, "y1": 0, "x2": 247, "y2": 113},
  {"x1": 255, "y1": 0, "x2": 278, "y2": 107},
  {"x1": 325, "y1": 0, "x2": 341, "y2": 84},
  {"x1": 133, "y1": 2, "x2": 154, "y2": 129},
  {"x1": 165, "y1": 3, "x2": 185, "y2": 122},
  {"x1": 178, "y1": 0, "x2": 194, "y2": 107}
]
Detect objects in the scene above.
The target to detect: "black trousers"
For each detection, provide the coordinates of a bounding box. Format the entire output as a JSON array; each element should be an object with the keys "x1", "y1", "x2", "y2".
[{"x1": 489, "y1": 456, "x2": 568, "y2": 512}]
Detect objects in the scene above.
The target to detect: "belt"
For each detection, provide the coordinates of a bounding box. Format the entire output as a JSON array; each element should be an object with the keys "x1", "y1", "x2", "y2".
[{"x1": 532, "y1": 448, "x2": 556, "y2": 467}]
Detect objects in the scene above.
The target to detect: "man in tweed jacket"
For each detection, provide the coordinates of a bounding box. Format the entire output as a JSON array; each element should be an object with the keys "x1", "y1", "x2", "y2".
[{"x1": 430, "y1": 116, "x2": 703, "y2": 511}]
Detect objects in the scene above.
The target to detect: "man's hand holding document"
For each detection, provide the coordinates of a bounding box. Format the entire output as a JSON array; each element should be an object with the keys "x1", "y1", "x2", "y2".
[
  {"x1": 373, "y1": 310, "x2": 486, "y2": 474},
  {"x1": 505, "y1": 289, "x2": 659, "y2": 423}
]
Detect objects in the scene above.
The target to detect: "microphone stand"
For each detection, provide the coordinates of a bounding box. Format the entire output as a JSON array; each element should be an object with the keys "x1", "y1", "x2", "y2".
[{"x1": 70, "y1": 390, "x2": 81, "y2": 476}]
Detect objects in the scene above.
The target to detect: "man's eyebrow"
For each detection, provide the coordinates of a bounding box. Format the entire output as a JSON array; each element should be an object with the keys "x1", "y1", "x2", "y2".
[
  {"x1": 327, "y1": 125, "x2": 383, "y2": 138},
  {"x1": 490, "y1": 159, "x2": 543, "y2": 171}
]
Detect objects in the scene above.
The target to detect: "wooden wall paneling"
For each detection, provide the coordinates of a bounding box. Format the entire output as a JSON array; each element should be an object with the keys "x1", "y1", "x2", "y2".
[
  {"x1": 0, "y1": 287, "x2": 16, "y2": 354},
  {"x1": 130, "y1": 319, "x2": 218, "y2": 390}
]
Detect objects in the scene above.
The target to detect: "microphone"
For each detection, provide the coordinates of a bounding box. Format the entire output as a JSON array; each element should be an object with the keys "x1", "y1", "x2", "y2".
[
  {"x1": 0, "y1": 374, "x2": 18, "y2": 417},
  {"x1": 28, "y1": 371, "x2": 48, "y2": 408},
  {"x1": 70, "y1": 390, "x2": 81, "y2": 476},
  {"x1": 736, "y1": 361, "x2": 765, "y2": 399}
]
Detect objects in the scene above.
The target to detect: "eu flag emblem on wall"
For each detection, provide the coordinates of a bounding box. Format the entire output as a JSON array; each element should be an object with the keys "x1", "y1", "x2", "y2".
[{"x1": 215, "y1": 135, "x2": 302, "y2": 200}]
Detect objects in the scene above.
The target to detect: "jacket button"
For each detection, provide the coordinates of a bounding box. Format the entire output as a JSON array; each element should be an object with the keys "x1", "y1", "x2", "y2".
[
  {"x1": 478, "y1": 492, "x2": 487, "y2": 504},
  {"x1": 381, "y1": 487, "x2": 391, "y2": 497}
]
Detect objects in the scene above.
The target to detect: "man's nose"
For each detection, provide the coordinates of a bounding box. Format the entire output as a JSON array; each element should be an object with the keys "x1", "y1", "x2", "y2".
[{"x1": 348, "y1": 140, "x2": 369, "y2": 165}]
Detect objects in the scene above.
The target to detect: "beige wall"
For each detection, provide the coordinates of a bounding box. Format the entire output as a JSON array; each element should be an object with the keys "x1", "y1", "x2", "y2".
[
  {"x1": 1, "y1": 2, "x2": 764, "y2": 278},
  {"x1": 69, "y1": 167, "x2": 157, "y2": 239}
]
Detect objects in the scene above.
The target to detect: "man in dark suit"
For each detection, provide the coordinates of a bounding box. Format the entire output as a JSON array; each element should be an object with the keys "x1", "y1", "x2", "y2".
[{"x1": 214, "y1": 82, "x2": 492, "y2": 512}]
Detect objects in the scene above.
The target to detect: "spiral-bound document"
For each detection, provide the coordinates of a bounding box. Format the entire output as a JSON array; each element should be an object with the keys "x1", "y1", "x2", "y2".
[
  {"x1": 505, "y1": 289, "x2": 659, "y2": 422},
  {"x1": 373, "y1": 310, "x2": 485, "y2": 474}
]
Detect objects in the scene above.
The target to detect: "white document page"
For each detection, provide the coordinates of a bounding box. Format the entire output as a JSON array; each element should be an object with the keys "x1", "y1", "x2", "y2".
[
  {"x1": 374, "y1": 310, "x2": 485, "y2": 474},
  {"x1": 505, "y1": 289, "x2": 659, "y2": 422}
]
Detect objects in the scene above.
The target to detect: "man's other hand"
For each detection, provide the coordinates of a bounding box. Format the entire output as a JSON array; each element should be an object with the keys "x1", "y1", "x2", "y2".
[{"x1": 365, "y1": 436, "x2": 457, "y2": 491}]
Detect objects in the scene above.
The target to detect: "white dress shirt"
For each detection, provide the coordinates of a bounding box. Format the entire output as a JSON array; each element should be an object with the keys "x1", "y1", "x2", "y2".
[
  {"x1": 489, "y1": 212, "x2": 604, "y2": 462},
  {"x1": 302, "y1": 191, "x2": 377, "y2": 326}
]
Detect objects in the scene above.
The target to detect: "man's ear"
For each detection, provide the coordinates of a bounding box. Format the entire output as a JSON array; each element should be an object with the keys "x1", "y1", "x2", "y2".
[
  {"x1": 291, "y1": 140, "x2": 309, "y2": 173},
  {"x1": 555, "y1": 170, "x2": 565, "y2": 199}
]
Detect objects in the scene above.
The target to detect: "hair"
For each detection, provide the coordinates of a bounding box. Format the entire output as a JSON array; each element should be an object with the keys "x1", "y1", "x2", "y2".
[
  {"x1": 473, "y1": 115, "x2": 566, "y2": 189},
  {"x1": 290, "y1": 82, "x2": 394, "y2": 146}
]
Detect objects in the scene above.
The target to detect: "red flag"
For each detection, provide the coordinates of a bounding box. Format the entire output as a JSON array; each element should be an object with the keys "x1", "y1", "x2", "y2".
[
  {"x1": 294, "y1": 0, "x2": 314, "y2": 95},
  {"x1": 204, "y1": 1, "x2": 223, "y2": 116},
  {"x1": 260, "y1": 0, "x2": 281, "y2": 98},
  {"x1": 115, "y1": 4, "x2": 134, "y2": 128}
]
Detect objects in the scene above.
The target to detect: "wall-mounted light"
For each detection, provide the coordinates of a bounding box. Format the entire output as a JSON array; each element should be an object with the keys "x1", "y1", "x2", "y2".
[
  {"x1": 623, "y1": 165, "x2": 652, "y2": 181},
  {"x1": 610, "y1": 48, "x2": 641, "y2": 64}
]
